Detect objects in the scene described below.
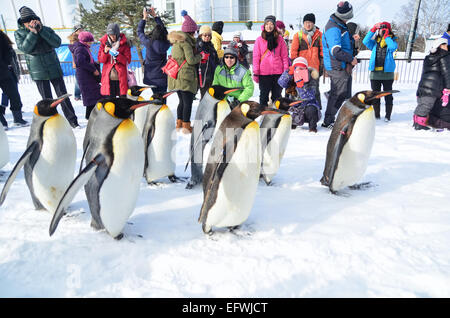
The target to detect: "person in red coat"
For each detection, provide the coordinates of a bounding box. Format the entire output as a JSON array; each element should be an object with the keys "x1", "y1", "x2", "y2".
[{"x1": 98, "y1": 23, "x2": 131, "y2": 97}]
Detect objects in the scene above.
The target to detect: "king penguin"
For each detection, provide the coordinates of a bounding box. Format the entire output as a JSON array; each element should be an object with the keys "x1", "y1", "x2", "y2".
[
  {"x1": 259, "y1": 99, "x2": 295, "y2": 185},
  {"x1": 186, "y1": 85, "x2": 241, "y2": 189},
  {"x1": 321, "y1": 90, "x2": 399, "y2": 193},
  {"x1": 0, "y1": 124, "x2": 9, "y2": 171},
  {"x1": 127, "y1": 85, "x2": 154, "y2": 133},
  {"x1": 0, "y1": 95, "x2": 76, "y2": 213},
  {"x1": 49, "y1": 98, "x2": 152, "y2": 239},
  {"x1": 141, "y1": 92, "x2": 180, "y2": 184},
  {"x1": 199, "y1": 101, "x2": 264, "y2": 234}
]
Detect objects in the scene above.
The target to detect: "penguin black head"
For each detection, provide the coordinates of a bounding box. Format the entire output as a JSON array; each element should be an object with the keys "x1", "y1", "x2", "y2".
[
  {"x1": 237, "y1": 101, "x2": 264, "y2": 120},
  {"x1": 208, "y1": 85, "x2": 243, "y2": 100},
  {"x1": 150, "y1": 91, "x2": 177, "y2": 105},
  {"x1": 34, "y1": 94, "x2": 71, "y2": 117},
  {"x1": 351, "y1": 90, "x2": 400, "y2": 107},
  {"x1": 274, "y1": 98, "x2": 293, "y2": 111},
  {"x1": 127, "y1": 85, "x2": 154, "y2": 100},
  {"x1": 102, "y1": 97, "x2": 153, "y2": 119}
]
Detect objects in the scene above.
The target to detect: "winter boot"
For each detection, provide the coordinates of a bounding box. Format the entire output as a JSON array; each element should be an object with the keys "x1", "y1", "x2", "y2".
[
  {"x1": 182, "y1": 121, "x2": 193, "y2": 134},
  {"x1": 12, "y1": 111, "x2": 29, "y2": 127},
  {"x1": 413, "y1": 114, "x2": 430, "y2": 130},
  {"x1": 176, "y1": 119, "x2": 183, "y2": 132}
]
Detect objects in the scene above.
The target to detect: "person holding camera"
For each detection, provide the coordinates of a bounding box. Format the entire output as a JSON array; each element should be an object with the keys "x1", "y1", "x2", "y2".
[
  {"x1": 363, "y1": 21, "x2": 398, "y2": 122},
  {"x1": 229, "y1": 32, "x2": 249, "y2": 69},
  {"x1": 138, "y1": 6, "x2": 170, "y2": 95},
  {"x1": 98, "y1": 23, "x2": 132, "y2": 97},
  {"x1": 14, "y1": 6, "x2": 79, "y2": 128}
]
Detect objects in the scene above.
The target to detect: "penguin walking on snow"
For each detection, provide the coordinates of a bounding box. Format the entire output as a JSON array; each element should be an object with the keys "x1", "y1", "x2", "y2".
[
  {"x1": 127, "y1": 85, "x2": 155, "y2": 133},
  {"x1": 49, "y1": 98, "x2": 153, "y2": 239},
  {"x1": 0, "y1": 95, "x2": 76, "y2": 213},
  {"x1": 199, "y1": 101, "x2": 264, "y2": 234},
  {"x1": 140, "y1": 92, "x2": 180, "y2": 184},
  {"x1": 186, "y1": 85, "x2": 241, "y2": 189},
  {"x1": 259, "y1": 99, "x2": 295, "y2": 185},
  {"x1": 321, "y1": 90, "x2": 399, "y2": 193}
]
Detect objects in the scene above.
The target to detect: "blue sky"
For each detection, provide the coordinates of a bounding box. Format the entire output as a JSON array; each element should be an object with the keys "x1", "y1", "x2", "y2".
[{"x1": 283, "y1": 0, "x2": 409, "y2": 29}]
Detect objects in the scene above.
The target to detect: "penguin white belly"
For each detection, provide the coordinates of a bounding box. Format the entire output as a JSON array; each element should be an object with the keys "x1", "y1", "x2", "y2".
[
  {"x1": 99, "y1": 119, "x2": 145, "y2": 238},
  {"x1": 205, "y1": 122, "x2": 262, "y2": 228},
  {"x1": 261, "y1": 115, "x2": 292, "y2": 183},
  {"x1": 202, "y1": 103, "x2": 231, "y2": 172},
  {"x1": 32, "y1": 115, "x2": 76, "y2": 213},
  {"x1": 0, "y1": 124, "x2": 9, "y2": 169},
  {"x1": 332, "y1": 107, "x2": 375, "y2": 191},
  {"x1": 133, "y1": 106, "x2": 148, "y2": 135},
  {"x1": 145, "y1": 106, "x2": 176, "y2": 182}
]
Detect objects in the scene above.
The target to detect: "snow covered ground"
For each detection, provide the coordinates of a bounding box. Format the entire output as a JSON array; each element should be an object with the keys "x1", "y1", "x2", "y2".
[{"x1": 0, "y1": 80, "x2": 450, "y2": 298}]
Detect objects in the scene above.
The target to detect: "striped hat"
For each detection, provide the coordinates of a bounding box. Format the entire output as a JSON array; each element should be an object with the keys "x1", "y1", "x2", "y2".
[{"x1": 18, "y1": 6, "x2": 40, "y2": 24}]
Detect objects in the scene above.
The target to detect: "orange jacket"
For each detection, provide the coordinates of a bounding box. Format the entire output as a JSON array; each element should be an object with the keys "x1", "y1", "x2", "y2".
[{"x1": 290, "y1": 28, "x2": 323, "y2": 72}]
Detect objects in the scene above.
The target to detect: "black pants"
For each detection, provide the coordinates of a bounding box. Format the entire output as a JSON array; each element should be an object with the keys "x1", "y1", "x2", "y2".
[
  {"x1": 177, "y1": 91, "x2": 195, "y2": 122},
  {"x1": 259, "y1": 74, "x2": 283, "y2": 106},
  {"x1": 0, "y1": 71, "x2": 22, "y2": 112},
  {"x1": 324, "y1": 70, "x2": 351, "y2": 126},
  {"x1": 35, "y1": 77, "x2": 78, "y2": 126},
  {"x1": 85, "y1": 105, "x2": 95, "y2": 120},
  {"x1": 305, "y1": 105, "x2": 319, "y2": 130},
  {"x1": 370, "y1": 79, "x2": 394, "y2": 120},
  {"x1": 110, "y1": 80, "x2": 121, "y2": 98}
]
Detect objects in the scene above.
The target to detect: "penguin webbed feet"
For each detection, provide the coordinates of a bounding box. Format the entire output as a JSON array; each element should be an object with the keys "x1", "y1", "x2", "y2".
[
  {"x1": 168, "y1": 175, "x2": 188, "y2": 183},
  {"x1": 185, "y1": 180, "x2": 198, "y2": 190},
  {"x1": 348, "y1": 182, "x2": 376, "y2": 191},
  {"x1": 114, "y1": 233, "x2": 124, "y2": 240}
]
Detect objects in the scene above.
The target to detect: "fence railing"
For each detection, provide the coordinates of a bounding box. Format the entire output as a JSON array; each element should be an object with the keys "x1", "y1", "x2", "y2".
[{"x1": 18, "y1": 58, "x2": 424, "y2": 86}]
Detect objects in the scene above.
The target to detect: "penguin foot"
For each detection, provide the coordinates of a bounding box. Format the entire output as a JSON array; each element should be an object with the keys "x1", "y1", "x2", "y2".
[
  {"x1": 114, "y1": 233, "x2": 124, "y2": 240},
  {"x1": 185, "y1": 181, "x2": 197, "y2": 190},
  {"x1": 202, "y1": 223, "x2": 213, "y2": 235},
  {"x1": 229, "y1": 225, "x2": 253, "y2": 237},
  {"x1": 168, "y1": 175, "x2": 188, "y2": 183},
  {"x1": 148, "y1": 181, "x2": 162, "y2": 187},
  {"x1": 349, "y1": 182, "x2": 376, "y2": 190}
]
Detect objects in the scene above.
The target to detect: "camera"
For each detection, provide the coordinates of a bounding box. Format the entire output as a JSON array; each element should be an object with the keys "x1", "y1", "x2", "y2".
[
  {"x1": 379, "y1": 24, "x2": 387, "y2": 29},
  {"x1": 34, "y1": 23, "x2": 41, "y2": 32},
  {"x1": 146, "y1": 5, "x2": 152, "y2": 13}
]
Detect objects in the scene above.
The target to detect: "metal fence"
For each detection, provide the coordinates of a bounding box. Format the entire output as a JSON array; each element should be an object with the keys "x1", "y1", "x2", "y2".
[{"x1": 18, "y1": 58, "x2": 424, "y2": 86}]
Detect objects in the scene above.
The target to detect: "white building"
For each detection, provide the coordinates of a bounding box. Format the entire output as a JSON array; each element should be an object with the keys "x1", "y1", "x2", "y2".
[{"x1": 152, "y1": 0, "x2": 284, "y2": 32}]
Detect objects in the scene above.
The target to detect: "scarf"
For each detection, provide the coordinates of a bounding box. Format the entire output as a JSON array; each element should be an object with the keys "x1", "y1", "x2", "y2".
[
  {"x1": 264, "y1": 30, "x2": 278, "y2": 51},
  {"x1": 81, "y1": 42, "x2": 94, "y2": 64},
  {"x1": 302, "y1": 26, "x2": 317, "y2": 46},
  {"x1": 107, "y1": 35, "x2": 121, "y2": 63}
]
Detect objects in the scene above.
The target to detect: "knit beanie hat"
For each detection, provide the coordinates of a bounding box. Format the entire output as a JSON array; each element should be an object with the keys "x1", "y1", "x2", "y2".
[
  {"x1": 264, "y1": 15, "x2": 276, "y2": 26},
  {"x1": 73, "y1": 24, "x2": 84, "y2": 32},
  {"x1": 212, "y1": 21, "x2": 224, "y2": 35},
  {"x1": 78, "y1": 31, "x2": 94, "y2": 43},
  {"x1": 335, "y1": 1, "x2": 353, "y2": 21},
  {"x1": 276, "y1": 20, "x2": 285, "y2": 30},
  {"x1": 199, "y1": 25, "x2": 212, "y2": 35},
  {"x1": 181, "y1": 10, "x2": 198, "y2": 33},
  {"x1": 223, "y1": 47, "x2": 238, "y2": 58},
  {"x1": 106, "y1": 23, "x2": 120, "y2": 37},
  {"x1": 18, "y1": 6, "x2": 40, "y2": 24},
  {"x1": 430, "y1": 37, "x2": 448, "y2": 53},
  {"x1": 303, "y1": 13, "x2": 316, "y2": 24},
  {"x1": 293, "y1": 57, "x2": 308, "y2": 69},
  {"x1": 233, "y1": 31, "x2": 242, "y2": 40}
]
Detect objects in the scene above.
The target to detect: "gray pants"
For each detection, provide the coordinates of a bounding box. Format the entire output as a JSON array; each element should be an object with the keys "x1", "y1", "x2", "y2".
[
  {"x1": 414, "y1": 96, "x2": 438, "y2": 117},
  {"x1": 323, "y1": 69, "x2": 351, "y2": 125}
]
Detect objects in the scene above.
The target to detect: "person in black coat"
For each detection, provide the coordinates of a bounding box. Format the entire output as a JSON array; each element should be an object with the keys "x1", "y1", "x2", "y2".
[
  {"x1": 0, "y1": 30, "x2": 28, "y2": 129},
  {"x1": 413, "y1": 38, "x2": 450, "y2": 130},
  {"x1": 138, "y1": 7, "x2": 171, "y2": 94},
  {"x1": 229, "y1": 31, "x2": 250, "y2": 69},
  {"x1": 70, "y1": 31, "x2": 101, "y2": 119},
  {"x1": 196, "y1": 25, "x2": 220, "y2": 98}
]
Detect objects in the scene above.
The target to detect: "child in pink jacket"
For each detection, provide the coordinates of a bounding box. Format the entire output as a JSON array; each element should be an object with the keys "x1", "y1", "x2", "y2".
[{"x1": 253, "y1": 15, "x2": 290, "y2": 106}]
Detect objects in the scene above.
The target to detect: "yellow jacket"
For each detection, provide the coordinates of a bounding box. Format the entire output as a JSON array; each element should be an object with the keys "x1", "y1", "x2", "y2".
[{"x1": 211, "y1": 30, "x2": 224, "y2": 59}]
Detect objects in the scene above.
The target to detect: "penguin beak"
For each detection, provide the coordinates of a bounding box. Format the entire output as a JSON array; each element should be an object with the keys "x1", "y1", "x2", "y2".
[
  {"x1": 139, "y1": 86, "x2": 154, "y2": 92},
  {"x1": 224, "y1": 88, "x2": 241, "y2": 95},
  {"x1": 163, "y1": 91, "x2": 176, "y2": 99},
  {"x1": 130, "y1": 102, "x2": 152, "y2": 110},
  {"x1": 372, "y1": 90, "x2": 400, "y2": 99},
  {"x1": 288, "y1": 100, "x2": 306, "y2": 106},
  {"x1": 51, "y1": 94, "x2": 71, "y2": 107}
]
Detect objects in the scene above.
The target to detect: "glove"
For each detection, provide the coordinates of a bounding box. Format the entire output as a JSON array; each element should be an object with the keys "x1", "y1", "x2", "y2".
[
  {"x1": 237, "y1": 42, "x2": 242, "y2": 48},
  {"x1": 442, "y1": 88, "x2": 450, "y2": 107},
  {"x1": 253, "y1": 75, "x2": 259, "y2": 83},
  {"x1": 200, "y1": 51, "x2": 210, "y2": 64},
  {"x1": 109, "y1": 48, "x2": 119, "y2": 57},
  {"x1": 370, "y1": 22, "x2": 381, "y2": 33}
]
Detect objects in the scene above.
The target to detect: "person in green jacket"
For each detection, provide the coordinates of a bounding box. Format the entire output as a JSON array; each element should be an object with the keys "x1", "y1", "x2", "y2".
[
  {"x1": 14, "y1": 6, "x2": 79, "y2": 128},
  {"x1": 212, "y1": 47, "x2": 254, "y2": 108},
  {"x1": 167, "y1": 11, "x2": 202, "y2": 134}
]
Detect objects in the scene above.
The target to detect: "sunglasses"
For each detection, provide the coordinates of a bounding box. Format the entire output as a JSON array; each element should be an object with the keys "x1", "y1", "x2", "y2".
[
  {"x1": 202, "y1": 34, "x2": 212, "y2": 37},
  {"x1": 224, "y1": 55, "x2": 236, "y2": 59}
]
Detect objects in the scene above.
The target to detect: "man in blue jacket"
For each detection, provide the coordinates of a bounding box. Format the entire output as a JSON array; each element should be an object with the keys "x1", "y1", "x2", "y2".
[{"x1": 321, "y1": 1, "x2": 357, "y2": 129}]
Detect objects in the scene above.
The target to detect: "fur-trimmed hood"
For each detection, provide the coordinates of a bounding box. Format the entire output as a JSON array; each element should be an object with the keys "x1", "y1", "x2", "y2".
[{"x1": 168, "y1": 31, "x2": 195, "y2": 46}]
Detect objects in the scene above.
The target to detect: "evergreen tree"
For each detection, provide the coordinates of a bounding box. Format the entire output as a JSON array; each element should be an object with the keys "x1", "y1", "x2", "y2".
[{"x1": 78, "y1": 0, "x2": 173, "y2": 68}]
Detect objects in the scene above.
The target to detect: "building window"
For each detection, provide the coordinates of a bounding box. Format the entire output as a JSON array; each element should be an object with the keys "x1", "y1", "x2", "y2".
[
  {"x1": 166, "y1": 0, "x2": 175, "y2": 23},
  {"x1": 239, "y1": 0, "x2": 250, "y2": 21}
]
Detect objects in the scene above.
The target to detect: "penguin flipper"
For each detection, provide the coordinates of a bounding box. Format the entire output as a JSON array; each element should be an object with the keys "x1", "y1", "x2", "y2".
[
  {"x1": 49, "y1": 154, "x2": 105, "y2": 236},
  {"x1": 0, "y1": 141, "x2": 39, "y2": 206},
  {"x1": 324, "y1": 123, "x2": 352, "y2": 189},
  {"x1": 79, "y1": 141, "x2": 89, "y2": 173},
  {"x1": 185, "y1": 122, "x2": 212, "y2": 172}
]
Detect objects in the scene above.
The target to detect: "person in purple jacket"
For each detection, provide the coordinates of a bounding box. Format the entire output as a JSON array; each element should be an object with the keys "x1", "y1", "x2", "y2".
[
  {"x1": 69, "y1": 31, "x2": 101, "y2": 119},
  {"x1": 138, "y1": 6, "x2": 171, "y2": 94}
]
